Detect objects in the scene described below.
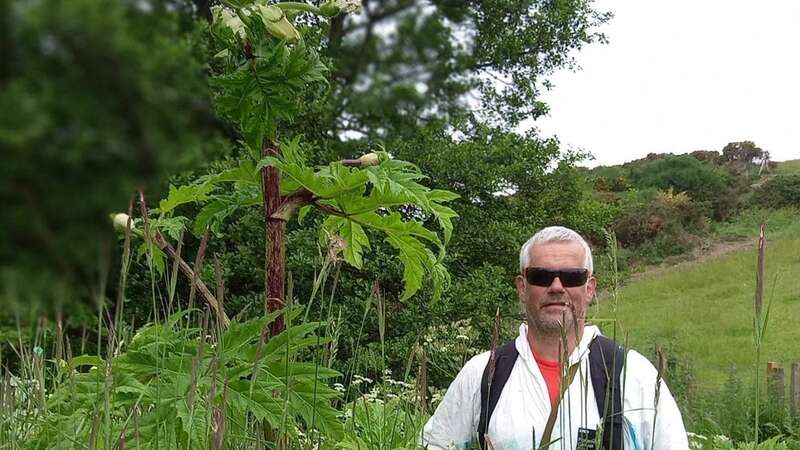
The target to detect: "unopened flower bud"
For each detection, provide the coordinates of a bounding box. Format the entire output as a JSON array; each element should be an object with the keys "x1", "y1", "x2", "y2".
[
  {"x1": 111, "y1": 213, "x2": 134, "y2": 233},
  {"x1": 255, "y1": 4, "x2": 300, "y2": 43},
  {"x1": 319, "y1": 0, "x2": 362, "y2": 16},
  {"x1": 358, "y1": 152, "x2": 381, "y2": 167}
]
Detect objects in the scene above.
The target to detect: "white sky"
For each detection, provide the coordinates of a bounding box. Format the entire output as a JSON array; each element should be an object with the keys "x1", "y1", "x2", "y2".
[{"x1": 525, "y1": 0, "x2": 800, "y2": 167}]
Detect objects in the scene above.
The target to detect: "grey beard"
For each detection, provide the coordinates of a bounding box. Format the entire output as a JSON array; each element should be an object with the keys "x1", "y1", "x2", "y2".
[{"x1": 526, "y1": 301, "x2": 583, "y2": 335}]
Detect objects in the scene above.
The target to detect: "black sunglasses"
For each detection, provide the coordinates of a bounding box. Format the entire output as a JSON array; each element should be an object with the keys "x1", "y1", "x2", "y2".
[{"x1": 524, "y1": 267, "x2": 589, "y2": 287}]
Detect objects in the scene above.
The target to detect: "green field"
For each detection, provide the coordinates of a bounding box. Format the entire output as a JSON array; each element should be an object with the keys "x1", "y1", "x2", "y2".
[{"x1": 591, "y1": 209, "x2": 800, "y2": 388}]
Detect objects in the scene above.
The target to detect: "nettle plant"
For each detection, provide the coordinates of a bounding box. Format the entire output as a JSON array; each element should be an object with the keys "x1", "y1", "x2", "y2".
[{"x1": 19, "y1": 2, "x2": 458, "y2": 449}]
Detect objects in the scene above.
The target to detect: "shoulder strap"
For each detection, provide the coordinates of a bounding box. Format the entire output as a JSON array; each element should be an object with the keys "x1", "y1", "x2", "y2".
[
  {"x1": 589, "y1": 335, "x2": 626, "y2": 450},
  {"x1": 478, "y1": 340, "x2": 518, "y2": 450}
]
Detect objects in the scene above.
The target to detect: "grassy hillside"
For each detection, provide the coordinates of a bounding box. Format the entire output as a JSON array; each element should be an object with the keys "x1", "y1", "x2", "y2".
[
  {"x1": 591, "y1": 208, "x2": 800, "y2": 388},
  {"x1": 775, "y1": 158, "x2": 800, "y2": 175}
]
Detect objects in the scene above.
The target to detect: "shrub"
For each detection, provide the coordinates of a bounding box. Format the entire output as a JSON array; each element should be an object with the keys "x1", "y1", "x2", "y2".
[
  {"x1": 613, "y1": 189, "x2": 707, "y2": 247},
  {"x1": 609, "y1": 187, "x2": 713, "y2": 265},
  {"x1": 752, "y1": 175, "x2": 800, "y2": 208},
  {"x1": 629, "y1": 155, "x2": 737, "y2": 220}
]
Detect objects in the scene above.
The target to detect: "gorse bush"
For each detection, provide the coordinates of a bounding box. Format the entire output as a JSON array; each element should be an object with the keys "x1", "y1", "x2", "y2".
[
  {"x1": 611, "y1": 188, "x2": 708, "y2": 264},
  {"x1": 629, "y1": 155, "x2": 736, "y2": 220},
  {"x1": 752, "y1": 175, "x2": 800, "y2": 209}
]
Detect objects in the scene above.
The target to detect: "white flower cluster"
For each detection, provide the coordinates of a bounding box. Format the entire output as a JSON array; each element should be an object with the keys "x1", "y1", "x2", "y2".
[
  {"x1": 351, "y1": 374, "x2": 374, "y2": 386},
  {"x1": 687, "y1": 431, "x2": 733, "y2": 450},
  {"x1": 291, "y1": 425, "x2": 323, "y2": 450},
  {"x1": 385, "y1": 378, "x2": 414, "y2": 390}
]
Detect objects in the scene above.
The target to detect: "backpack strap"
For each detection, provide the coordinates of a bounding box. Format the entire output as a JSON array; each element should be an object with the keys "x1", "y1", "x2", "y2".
[
  {"x1": 478, "y1": 340, "x2": 518, "y2": 450},
  {"x1": 589, "y1": 335, "x2": 626, "y2": 450}
]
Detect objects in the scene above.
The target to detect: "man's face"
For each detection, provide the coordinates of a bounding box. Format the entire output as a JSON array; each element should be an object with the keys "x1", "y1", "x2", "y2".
[{"x1": 515, "y1": 240, "x2": 596, "y2": 336}]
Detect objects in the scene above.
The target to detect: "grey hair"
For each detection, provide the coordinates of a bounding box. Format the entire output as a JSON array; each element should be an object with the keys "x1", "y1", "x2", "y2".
[{"x1": 518, "y1": 226, "x2": 593, "y2": 274}]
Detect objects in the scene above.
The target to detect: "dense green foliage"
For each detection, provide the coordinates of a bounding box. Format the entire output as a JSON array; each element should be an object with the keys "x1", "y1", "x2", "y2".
[
  {"x1": 28, "y1": 310, "x2": 343, "y2": 449},
  {"x1": 0, "y1": 0, "x2": 222, "y2": 299},
  {"x1": 752, "y1": 175, "x2": 800, "y2": 208}
]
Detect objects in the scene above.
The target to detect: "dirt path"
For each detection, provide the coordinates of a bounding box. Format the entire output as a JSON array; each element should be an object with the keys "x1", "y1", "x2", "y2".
[
  {"x1": 629, "y1": 239, "x2": 754, "y2": 282},
  {"x1": 594, "y1": 239, "x2": 755, "y2": 301}
]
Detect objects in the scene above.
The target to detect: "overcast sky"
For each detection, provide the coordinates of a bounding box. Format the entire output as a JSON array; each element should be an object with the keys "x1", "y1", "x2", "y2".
[{"x1": 525, "y1": 0, "x2": 800, "y2": 167}]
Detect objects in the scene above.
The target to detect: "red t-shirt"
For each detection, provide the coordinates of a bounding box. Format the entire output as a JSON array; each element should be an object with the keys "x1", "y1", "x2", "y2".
[{"x1": 532, "y1": 350, "x2": 561, "y2": 407}]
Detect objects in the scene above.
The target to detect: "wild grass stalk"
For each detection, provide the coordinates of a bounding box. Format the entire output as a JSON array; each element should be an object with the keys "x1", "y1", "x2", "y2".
[
  {"x1": 188, "y1": 229, "x2": 210, "y2": 321},
  {"x1": 651, "y1": 345, "x2": 666, "y2": 449},
  {"x1": 753, "y1": 220, "x2": 766, "y2": 448}
]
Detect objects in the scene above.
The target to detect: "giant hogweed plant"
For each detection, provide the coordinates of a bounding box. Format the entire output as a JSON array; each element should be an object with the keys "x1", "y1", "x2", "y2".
[
  {"x1": 150, "y1": 0, "x2": 457, "y2": 333},
  {"x1": 11, "y1": 1, "x2": 458, "y2": 449},
  {"x1": 28, "y1": 309, "x2": 343, "y2": 449}
]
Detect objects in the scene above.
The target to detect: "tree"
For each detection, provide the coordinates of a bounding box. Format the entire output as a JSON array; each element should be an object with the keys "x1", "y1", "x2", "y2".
[
  {"x1": 721, "y1": 141, "x2": 766, "y2": 177},
  {"x1": 319, "y1": 0, "x2": 611, "y2": 141},
  {"x1": 0, "y1": 0, "x2": 223, "y2": 317}
]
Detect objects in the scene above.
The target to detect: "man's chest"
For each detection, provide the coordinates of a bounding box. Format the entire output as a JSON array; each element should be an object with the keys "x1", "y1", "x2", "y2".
[{"x1": 484, "y1": 366, "x2": 603, "y2": 449}]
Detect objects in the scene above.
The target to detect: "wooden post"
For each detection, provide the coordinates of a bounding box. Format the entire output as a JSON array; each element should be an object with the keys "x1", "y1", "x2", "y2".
[
  {"x1": 791, "y1": 362, "x2": 800, "y2": 418},
  {"x1": 767, "y1": 362, "x2": 785, "y2": 407}
]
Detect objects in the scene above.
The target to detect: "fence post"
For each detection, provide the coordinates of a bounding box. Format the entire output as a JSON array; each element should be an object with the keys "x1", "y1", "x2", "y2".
[
  {"x1": 791, "y1": 362, "x2": 800, "y2": 418},
  {"x1": 767, "y1": 362, "x2": 785, "y2": 407}
]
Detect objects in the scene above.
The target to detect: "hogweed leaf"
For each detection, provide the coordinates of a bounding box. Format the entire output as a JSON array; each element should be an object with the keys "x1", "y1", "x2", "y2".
[
  {"x1": 159, "y1": 183, "x2": 213, "y2": 214},
  {"x1": 322, "y1": 216, "x2": 370, "y2": 268}
]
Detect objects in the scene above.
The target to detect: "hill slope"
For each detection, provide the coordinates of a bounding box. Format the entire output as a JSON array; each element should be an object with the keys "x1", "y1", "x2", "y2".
[{"x1": 591, "y1": 210, "x2": 800, "y2": 388}]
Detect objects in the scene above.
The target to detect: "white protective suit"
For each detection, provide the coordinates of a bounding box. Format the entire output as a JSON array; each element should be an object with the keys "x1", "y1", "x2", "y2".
[{"x1": 421, "y1": 323, "x2": 689, "y2": 450}]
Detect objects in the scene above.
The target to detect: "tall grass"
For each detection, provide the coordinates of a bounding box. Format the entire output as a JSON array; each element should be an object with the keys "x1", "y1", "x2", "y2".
[{"x1": 0, "y1": 217, "x2": 433, "y2": 449}]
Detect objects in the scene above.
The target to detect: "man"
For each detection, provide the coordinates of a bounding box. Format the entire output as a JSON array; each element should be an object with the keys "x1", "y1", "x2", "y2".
[{"x1": 421, "y1": 226, "x2": 689, "y2": 449}]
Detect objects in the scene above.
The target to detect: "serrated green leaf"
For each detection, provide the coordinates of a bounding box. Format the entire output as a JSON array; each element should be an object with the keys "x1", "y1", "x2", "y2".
[
  {"x1": 136, "y1": 241, "x2": 167, "y2": 275},
  {"x1": 428, "y1": 189, "x2": 461, "y2": 202},
  {"x1": 192, "y1": 198, "x2": 242, "y2": 236},
  {"x1": 430, "y1": 202, "x2": 458, "y2": 246},
  {"x1": 384, "y1": 233, "x2": 429, "y2": 301},
  {"x1": 152, "y1": 216, "x2": 188, "y2": 241},
  {"x1": 355, "y1": 211, "x2": 441, "y2": 247},
  {"x1": 340, "y1": 220, "x2": 370, "y2": 269},
  {"x1": 255, "y1": 156, "x2": 282, "y2": 172},
  {"x1": 281, "y1": 135, "x2": 307, "y2": 166},
  {"x1": 211, "y1": 160, "x2": 258, "y2": 184},
  {"x1": 257, "y1": 157, "x2": 369, "y2": 199},
  {"x1": 430, "y1": 261, "x2": 451, "y2": 302},
  {"x1": 69, "y1": 355, "x2": 105, "y2": 368},
  {"x1": 220, "y1": 310, "x2": 283, "y2": 359},
  {"x1": 159, "y1": 183, "x2": 213, "y2": 214}
]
